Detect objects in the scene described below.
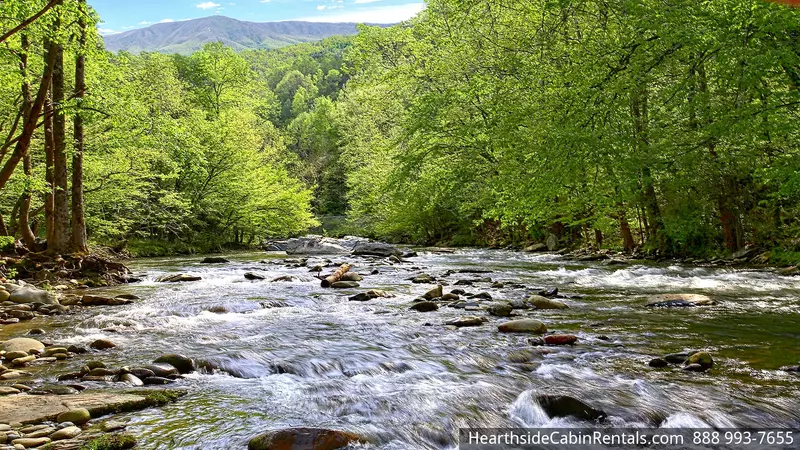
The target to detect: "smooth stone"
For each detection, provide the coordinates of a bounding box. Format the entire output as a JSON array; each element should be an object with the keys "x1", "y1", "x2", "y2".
[
  {"x1": 409, "y1": 302, "x2": 438, "y2": 312},
  {"x1": 119, "y1": 374, "x2": 143, "y2": 386},
  {"x1": 115, "y1": 294, "x2": 140, "y2": 300},
  {"x1": 527, "y1": 295, "x2": 569, "y2": 309},
  {"x1": 441, "y1": 293, "x2": 459, "y2": 301},
  {"x1": 248, "y1": 428, "x2": 365, "y2": 450},
  {"x1": 11, "y1": 437, "x2": 51, "y2": 447},
  {"x1": 498, "y1": 319, "x2": 548, "y2": 334},
  {"x1": 685, "y1": 351, "x2": 713, "y2": 370},
  {"x1": 1, "y1": 338, "x2": 44, "y2": 354},
  {"x1": 536, "y1": 395, "x2": 607, "y2": 422},
  {"x1": 244, "y1": 272, "x2": 266, "y2": 281},
  {"x1": 86, "y1": 361, "x2": 106, "y2": 370},
  {"x1": 7, "y1": 285, "x2": 59, "y2": 305},
  {"x1": 56, "y1": 409, "x2": 90, "y2": 425},
  {"x1": 101, "y1": 421, "x2": 127, "y2": 432},
  {"x1": 352, "y1": 241, "x2": 401, "y2": 257},
  {"x1": 487, "y1": 303, "x2": 512, "y2": 317},
  {"x1": 544, "y1": 334, "x2": 578, "y2": 346},
  {"x1": 88, "y1": 368, "x2": 117, "y2": 377},
  {"x1": 144, "y1": 364, "x2": 178, "y2": 378},
  {"x1": 200, "y1": 257, "x2": 229, "y2": 264},
  {"x1": 0, "y1": 387, "x2": 19, "y2": 396},
  {"x1": 4, "y1": 351, "x2": 28, "y2": 360},
  {"x1": 422, "y1": 286, "x2": 443, "y2": 300},
  {"x1": 89, "y1": 339, "x2": 116, "y2": 350},
  {"x1": 330, "y1": 281, "x2": 360, "y2": 289},
  {"x1": 538, "y1": 288, "x2": 559, "y2": 298},
  {"x1": 41, "y1": 348, "x2": 68, "y2": 358},
  {"x1": 153, "y1": 354, "x2": 195, "y2": 374},
  {"x1": 664, "y1": 352, "x2": 695, "y2": 364},
  {"x1": 0, "y1": 371, "x2": 30, "y2": 381},
  {"x1": 445, "y1": 316, "x2": 485, "y2": 327},
  {"x1": 22, "y1": 427, "x2": 55, "y2": 439},
  {"x1": 340, "y1": 272, "x2": 362, "y2": 282},
  {"x1": 49, "y1": 426, "x2": 81, "y2": 441},
  {"x1": 411, "y1": 275, "x2": 434, "y2": 284},
  {"x1": 124, "y1": 367, "x2": 155, "y2": 379},
  {"x1": 683, "y1": 363, "x2": 707, "y2": 372},
  {"x1": 143, "y1": 376, "x2": 174, "y2": 385}
]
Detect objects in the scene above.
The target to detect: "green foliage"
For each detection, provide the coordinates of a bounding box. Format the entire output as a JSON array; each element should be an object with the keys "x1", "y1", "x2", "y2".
[{"x1": 80, "y1": 434, "x2": 137, "y2": 450}]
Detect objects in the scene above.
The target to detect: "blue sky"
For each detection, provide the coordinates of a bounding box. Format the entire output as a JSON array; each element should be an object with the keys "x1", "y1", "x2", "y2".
[{"x1": 89, "y1": 0, "x2": 426, "y2": 34}]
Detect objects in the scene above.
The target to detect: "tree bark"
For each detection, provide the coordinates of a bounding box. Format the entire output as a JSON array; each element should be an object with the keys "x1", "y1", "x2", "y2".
[
  {"x1": 18, "y1": 34, "x2": 36, "y2": 248},
  {"x1": 617, "y1": 203, "x2": 636, "y2": 252},
  {"x1": 321, "y1": 264, "x2": 351, "y2": 288},
  {"x1": 44, "y1": 86, "x2": 55, "y2": 246},
  {"x1": 50, "y1": 43, "x2": 71, "y2": 255},
  {"x1": 0, "y1": 0, "x2": 62, "y2": 44},
  {"x1": 71, "y1": 0, "x2": 88, "y2": 253}
]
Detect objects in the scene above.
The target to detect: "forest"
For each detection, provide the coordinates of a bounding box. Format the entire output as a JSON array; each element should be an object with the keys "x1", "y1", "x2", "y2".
[{"x1": 1, "y1": 0, "x2": 799, "y2": 261}]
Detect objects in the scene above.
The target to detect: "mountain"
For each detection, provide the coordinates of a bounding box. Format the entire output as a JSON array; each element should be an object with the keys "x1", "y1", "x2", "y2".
[{"x1": 102, "y1": 16, "x2": 371, "y2": 54}]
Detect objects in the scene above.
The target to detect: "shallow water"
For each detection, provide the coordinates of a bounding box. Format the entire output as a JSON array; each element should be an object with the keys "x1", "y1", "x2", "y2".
[{"x1": 3, "y1": 249, "x2": 799, "y2": 449}]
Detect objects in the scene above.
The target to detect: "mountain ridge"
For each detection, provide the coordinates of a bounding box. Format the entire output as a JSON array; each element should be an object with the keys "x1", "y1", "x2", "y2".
[{"x1": 102, "y1": 16, "x2": 378, "y2": 54}]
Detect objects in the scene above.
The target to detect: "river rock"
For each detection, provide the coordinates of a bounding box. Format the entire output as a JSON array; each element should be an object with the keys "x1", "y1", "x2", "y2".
[
  {"x1": 12, "y1": 437, "x2": 51, "y2": 447},
  {"x1": 685, "y1": 351, "x2": 713, "y2": 370},
  {"x1": 143, "y1": 376, "x2": 174, "y2": 385},
  {"x1": 411, "y1": 274, "x2": 434, "y2": 284},
  {"x1": 145, "y1": 364, "x2": 179, "y2": 378},
  {"x1": 0, "y1": 370, "x2": 30, "y2": 380},
  {"x1": 487, "y1": 303, "x2": 513, "y2": 317},
  {"x1": 422, "y1": 286, "x2": 443, "y2": 300},
  {"x1": 89, "y1": 339, "x2": 116, "y2": 350},
  {"x1": 11, "y1": 355, "x2": 36, "y2": 366},
  {"x1": 0, "y1": 289, "x2": 9, "y2": 302},
  {"x1": 648, "y1": 358, "x2": 669, "y2": 368},
  {"x1": 81, "y1": 295, "x2": 131, "y2": 306},
  {"x1": 330, "y1": 281, "x2": 360, "y2": 289},
  {"x1": 340, "y1": 272, "x2": 362, "y2": 282},
  {"x1": 118, "y1": 373, "x2": 143, "y2": 386},
  {"x1": 56, "y1": 409, "x2": 90, "y2": 425},
  {"x1": 124, "y1": 367, "x2": 155, "y2": 379},
  {"x1": 352, "y1": 241, "x2": 401, "y2": 257},
  {"x1": 50, "y1": 426, "x2": 81, "y2": 441},
  {"x1": 527, "y1": 295, "x2": 569, "y2": 309},
  {"x1": 498, "y1": 319, "x2": 547, "y2": 334},
  {"x1": 646, "y1": 294, "x2": 715, "y2": 307},
  {"x1": 244, "y1": 273, "x2": 266, "y2": 281},
  {"x1": 115, "y1": 294, "x2": 141, "y2": 300},
  {"x1": 1, "y1": 338, "x2": 44, "y2": 354},
  {"x1": 248, "y1": 428, "x2": 365, "y2": 450},
  {"x1": 546, "y1": 233, "x2": 559, "y2": 251},
  {"x1": 0, "y1": 387, "x2": 19, "y2": 396},
  {"x1": 284, "y1": 236, "x2": 347, "y2": 255},
  {"x1": 410, "y1": 302, "x2": 438, "y2": 312},
  {"x1": 524, "y1": 243, "x2": 548, "y2": 252},
  {"x1": 682, "y1": 364, "x2": 707, "y2": 372},
  {"x1": 157, "y1": 274, "x2": 201, "y2": 283},
  {"x1": 445, "y1": 316, "x2": 485, "y2": 327},
  {"x1": 22, "y1": 426, "x2": 55, "y2": 438},
  {"x1": 6, "y1": 285, "x2": 59, "y2": 305},
  {"x1": 41, "y1": 347, "x2": 68, "y2": 358},
  {"x1": 775, "y1": 266, "x2": 799, "y2": 276},
  {"x1": 201, "y1": 257, "x2": 229, "y2": 264},
  {"x1": 664, "y1": 352, "x2": 694, "y2": 364},
  {"x1": 544, "y1": 334, "x2": 578, "y2": 345},
  {"x1": 154, "y1": 354, "x2": 195, "y2": 374},
  {"x1": 536, "y1": 395, "x2": 606, "y2": 422},
  {"x1": 4, "y1": 350, "x2": 28, "y2": 360}
]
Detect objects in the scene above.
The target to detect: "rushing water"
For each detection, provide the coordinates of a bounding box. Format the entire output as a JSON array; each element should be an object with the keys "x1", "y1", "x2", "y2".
[{"x1": 3, "y1": 249, "x2": 799, "y2": 449}]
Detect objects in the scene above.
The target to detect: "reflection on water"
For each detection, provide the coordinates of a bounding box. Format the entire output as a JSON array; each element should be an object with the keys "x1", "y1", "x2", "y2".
[{"x1": 10, "y1": 250, "x2": 800, "y2": 449}]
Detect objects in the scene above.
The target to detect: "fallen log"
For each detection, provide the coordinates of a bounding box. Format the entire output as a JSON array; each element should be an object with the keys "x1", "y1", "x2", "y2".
[{"x1": 321, "y1": 264, "x2": 351, "y2": 288}]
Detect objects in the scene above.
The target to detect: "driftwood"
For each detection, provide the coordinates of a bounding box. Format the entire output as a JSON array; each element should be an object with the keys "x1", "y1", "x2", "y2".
[{"x1": 321, "y1": 264, "x2": 351, "y2": 288}]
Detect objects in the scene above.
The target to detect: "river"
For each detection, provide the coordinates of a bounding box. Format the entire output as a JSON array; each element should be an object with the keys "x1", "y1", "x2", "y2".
[{"x1": 2, "y1": 249, "x2": 799, "y2": 449}]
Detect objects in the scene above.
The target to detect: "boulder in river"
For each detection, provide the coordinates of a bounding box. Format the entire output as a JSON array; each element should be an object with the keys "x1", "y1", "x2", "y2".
[
  {"x1": 487, "y1": 303, "x2": 513, "y2": 317},
  {"x1": 648, "y1": 358, "x2": 669, "y2": 368},
  {"x1": 544, "y1": 334, "x2": 578, "y2": 346},
  {"x1": 411, "y1": 274, "x2": 434, "y2": 284},
  {"x1": 410, "y1": 301, "x2": 438, "y2": 312},
  {"x1": 348, "y1": 290, "x2": 392, "y2": 302},
  {"x1": 527, "y1": 295, "x2": 569, "y2": 310},
  {"x1": 340, "y1": 272, "x2": 363, "y2": 282},
  {"x1": 352, "y1": 241, "x2": 401, "y2": 257},
  {"x1": 535, "y1": 394, "x2": 607, "y2": 422},
  {"x1": 498, "y1": 319, "x2": 547, "y2": 334},
  {"x1": 422, "y1": 286, "x2": 443, "y2": 300},
  {"x1": 145, "y1": 364, "x2": 179, "y2": 378},
  {"x1": 524, "y1": 243, "x2": 548, "y2": 253},
  {"x1": 646, "y1": 294, "x2": 715, "y2": 307},
  {"x1": 157, "y1": 274, "x2": 201, "y2": 283},
  {"x1": 249, "y1": 428, "x2": 365, "y2": 450},
  {"x1": 4, "y1": 284, "x2": 59, "y2": 305},
  {"x1": 285, "y1": 236, "x2": 347, "y2": 255},
  {"x1": 330, "y1": 281, "x2": 360, "y2": 289},
  {"x1": 154, "y1": 354, "x2": 196, "y2": 374},
  {"x1": 446, "y1": 316, "x2": 485, "y2": 328},
  {"x1": 1, "y1": 338, "x2": 45, "y2": 354},
  {"x1": 57, "y1": 408, "x2": 91, "y2": 425},
  {"x1": 89, "y1": 339, "x2": 116, "y2": 350},
  {"x1": 685, "y1": 351, "x2": 713, "y2": 370},
  {"x1": 201, "y1": 257, "x2": 229, "y2": 264},
  {"x1": 244, "y1": 273, "x2": 266, "y2": 281}
]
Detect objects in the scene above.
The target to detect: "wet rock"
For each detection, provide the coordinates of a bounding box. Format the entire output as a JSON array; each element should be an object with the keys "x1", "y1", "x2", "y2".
[
  {"x1": 12, "y1": 437, "x2": 51, "y2": 447},
  {"x1": 538, "y1": 288, "x2": 559, "y2": 298},
  {"x1": 509, "y1": 349, "x2": 548, "y2": 363},
  {"x1": 445, "y1": 316, "x2": 485, "y2": 327},
  {"x1": 56, "y1": 409, "x2": 91, "y2": 425},
  {"x1": 450, "y1": 289, "x2": 467, "y2": 296},
  {"x1": 144, "y1": 364, "x2": 179, "y2": 378},
  {"x1": 244, "y1": 273, "x2": 266, "y2": 281},
  {"x1": 201, "y1": 257, "x2": 229, "y2": 264},
  {"x1": 206, "y1": 305, "x2": 229, "y2": 314},
  {"x1": 422, "y1": 286, "x2": 443, "y2": 300},
  {"x1": 527, "y1": 295, "x2": 569, "y2": 310},
  {"x1": 4, "y1": 350, "x2": 28, "y2": 360},
  {"x1": 115, "y1": 294, "x2": 141, "y2": 301},
  {"x1": 780, "y1": 365, "x2": 799, "y2": 373},
  {"x1": 156, "y1": 274, "x2": 201, "y2": 283},
  {"x1": 498, "y1": 319, "x2": 547, "y2": 334},
  {"x1": 468, "y1": 292, "x2": 492, "y2": 300},
  {"x1": 0, "y1": 387, "x2": 20, "y2": 396},
  {"x1": 648, "y1": 358, "x2": 669, "y2": 368},
  {"x1": 441, "y1": 293, "x2": 460, "y2": 301},
  {"x1": 2, "y1": 338, "x2": 45, "y2": 354},
  {"x1": 487, "y1": 303, "x2": 513, "y2": 317},
  {"x1": 284, "y1": 237, "x2": 347, "y2": 255},
  {"x1": 454, "y1": 280, "x2": 473, "y2": 286},
  {"x1": 27, "y1": 328, "x2": 45, "y2": 336},
  {"x1": 645, "y1": 294, "x2": 715, "y2": 307},
  {"x1": 685, "y1": 351, "x2": 713, "y2": 370},
  {"x1": 41, "y1": 347, "x2": 68, "y2": 358},
  {"x1": 524, "y1": 243, "x2": 548, "y2": 253},
  {"x1": 544, "y1": 334, "x2": 578, "y2": 346},
  {"x1": 50, "y1": 426, "x2": 81, "y2": 441},
  {"x1": 775, "y1": 266, "x2": 799, "y2": 276},
  {"x1": 88, "y1": 368, "x2": 118, "y2": 377},
  {"x1": 89, "y1": 339, "x2": 116, "y2": 350},
  {"x1": 154, "y1": 354, "x2": 195, "y2": 374},
  {"x1": 663, "y1": 352, "x2": 696, "y2": 364},
  {"x1": 411, "y1": 274, "x2": 434, "y2": 284},
  {"x1": 682, "y1": 363, "x2": 706, "y2": 372},
  {"x1": 340, "y1": 272, "x2": 363, "y2": 282},
  {"x1": 353, "y1": 241, "x2": 401, "y2": 257},
  {"x1": 118, "y1": 373, "x2": 143, "y2": 386},
  {"x1": 67, "y1": 345, "x2": 87, "y2": 354},
  {"x1": 5, "y1": 285, "x2": 59, "y2": 305},
  {"x1": 330, "y1": 281, "x2": 360, "y2": 289},
  {"x1": 10, "y1": 355, "x2": 36, "y2": 366},
  {"x1": 410, "y1": 302, "x2": 438, "y2": 312},
  {"x1": 143, "y1": 376, "x2": 174, "y2": 385},
  {"x1": 536, "y1": 395, "x2": 606, "y2": 422},
  {"x1": 248, "y1": 428, "x2": 365, "y2": 450},
  {"x1": 124, "y1": 367, "x2": 156, "y2": 379}
]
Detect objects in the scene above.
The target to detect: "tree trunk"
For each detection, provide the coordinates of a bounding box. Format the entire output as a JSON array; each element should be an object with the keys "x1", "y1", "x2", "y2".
[
  {"x1": 71, "y1": 2, "x2": 88, "y2": 253},
  {"x1": 617, "y1": 204, "x2": 636, "y2": 253},
  {"x1": 321, "y1": 264, "x2": 351, "y2": 288},
  {"x1": 50, "y1": 43, "x2": 71, "y2": 255},
  {"x1": 18, "y1": 34, "x2": 36, "y2": 248},
  {"x1": 0, "y1": 41, "x2": 59, "y2": 192},
  {"x1": 44, "y1": 86, "x2": 55, "y2": 246},
  {"x1": 632, "y1": 86, "x2": 664, "y2": 250},
  {"x1": 594, "y1": 229, "x2": 603, "y2": 248}
]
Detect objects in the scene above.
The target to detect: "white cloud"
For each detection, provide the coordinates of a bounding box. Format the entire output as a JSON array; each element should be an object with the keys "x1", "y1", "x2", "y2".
[
  {"x1": 97, "y1": 28, "x2": 118, "y2": 35},
  {"x1": 298, "y1": 2, "x2": 424, "y2": 23},
  {"x1": 138, "y1": 21, "x2": 151, "y2": 25},
  {"x1": 159, "y1": 18, "x2": 175, "y2": 23},
  {"x1": 196, "y1": 2, "x2": 221, "y2": 9}
]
